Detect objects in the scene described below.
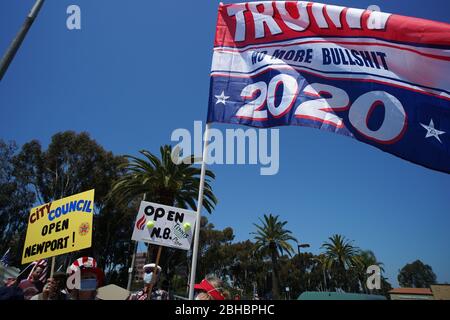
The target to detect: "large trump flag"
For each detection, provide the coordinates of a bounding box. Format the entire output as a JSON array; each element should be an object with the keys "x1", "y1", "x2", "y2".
[{"x1": 207, "y1": 1, "x2": 450, "y2": 173}]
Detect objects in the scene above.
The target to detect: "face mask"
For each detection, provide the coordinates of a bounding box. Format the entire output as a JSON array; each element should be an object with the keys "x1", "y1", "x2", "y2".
[
  {"x1": 143, "y1": 272, "x2": 153, "y2": 284},
  {"x1": 80, "y1": 278, "x2": 97, "y2": 291}
]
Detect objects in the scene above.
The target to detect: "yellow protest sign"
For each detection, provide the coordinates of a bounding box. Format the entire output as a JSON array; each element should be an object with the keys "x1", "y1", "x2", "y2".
[{"x1": 22, "y1": 189, "x2": 94, "y2": 264}]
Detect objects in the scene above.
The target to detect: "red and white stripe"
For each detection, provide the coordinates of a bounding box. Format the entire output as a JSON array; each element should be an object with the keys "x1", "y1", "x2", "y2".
[
  {"x1": 68, "y1": 256, "x2": 97, "y2": 274},
  {"x1": 26, "y1": 259, "x2": 48, "y2": 283}
]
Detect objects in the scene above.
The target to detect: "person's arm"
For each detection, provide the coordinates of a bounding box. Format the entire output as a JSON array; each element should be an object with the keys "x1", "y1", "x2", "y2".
[{"x1": 30, "y1": 293, "x2": 41, "y2": 300}]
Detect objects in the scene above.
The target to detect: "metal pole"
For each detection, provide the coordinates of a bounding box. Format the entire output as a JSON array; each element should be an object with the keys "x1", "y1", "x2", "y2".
[
  {"x1": 50, "y1": 256, "x2": 55, "y2": 278},
  {"x1": 126, "y1": 242, "x2": 138, "y2": 291},
  {"x1": 188, "y1": 123, "x2": 210, "y2": 300},
  {"x1": 146, "y1": 246, "x2": 162, "y2": 300},
  {"x1": 185, "y1": 250, "x2": 191, "y2": 296},
  {"x1": 126, "y1": 193, "x2": 147, "y2": 291},
  {"x1": 0, "y1": 0, "x2": 45, "y2": 81}
]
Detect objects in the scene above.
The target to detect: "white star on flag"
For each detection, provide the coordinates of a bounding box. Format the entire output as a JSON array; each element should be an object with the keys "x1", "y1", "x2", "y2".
[
  {"x1": 215, "y1": 91, "x2": 230, "y2": 105},
  {"x1": 420, "y1": 119, "x2": 445, "y2": 143}
]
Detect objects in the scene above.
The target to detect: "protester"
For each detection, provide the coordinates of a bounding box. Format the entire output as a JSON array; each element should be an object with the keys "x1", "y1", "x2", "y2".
[
  {"x1": 128, "y1": 263, "x2": 168, "y2": 300},
  {"x1": 194, "y1": 275, "x2": 230, "y2": 300},
  {"x1": 31, "y1": 272, "x2": 68, "y2": 300},
  {"x1": 0, "y1": 286, "x2": 24, "y2": 300},
  {"x1": 3, "y1": 277, "x2": 17, "y2": 287},
  {"x1": 18, "y1": 264, "x2": 46, "y2": 300},
  {"x1": 67, "y1": 256, "x2": 104, "y2": 300}
]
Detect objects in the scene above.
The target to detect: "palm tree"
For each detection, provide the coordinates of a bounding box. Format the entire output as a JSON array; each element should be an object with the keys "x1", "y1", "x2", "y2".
[
  {"x1": 252, "y1": 214, "x2": 297, "y2": 299},
  {"x1": 110, "y1": 145, "x2": 217, "y2": 211},
  {"x1": 355, "y1": 250, "x2": 384, "y2": 272},
  {"x1": 312, "y1": 254, "x2": 329, "y2": 291},
  {"x1": 321, "y1": 234, "x2": 359, "y2": 291}
]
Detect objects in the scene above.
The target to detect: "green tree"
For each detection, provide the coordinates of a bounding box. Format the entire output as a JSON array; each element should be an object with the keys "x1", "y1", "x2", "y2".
[
  {"x1": 311, "y1": 254, "x2": 330, "y2": 291},
  {"x1": 252, "y1": 214, "x2": 297, "y2": 299},
  {"x1": 0, "y1": 140, "x2": 35, "y2": 266},
  {"x1": 197, "y1": 216, "x2": 234, "y2": 279},
  {"x1": 398, "y1": 260, "x2": 437, "y2": 288},
  {"x1": 110, "y1": 145, "x2": 217, "y2": 210},
  {"x1": 321, "y1": 234, "x2": 359, "y2": 291},
  {"x1": 228, "y1": 240, "x2": 267, "y2": 298},
  {"x1": 379, "y1": 276, "x2": 393, "y2": 298},
  {"x1": 13, "y1": 131, "x2": 122, "y2": 205},
  {"x1": 278, "y1": 251, "x2": 317, "y2": 299},
  {"x1": 90, "y1": 198, "x2": 138, "y2": 285}
]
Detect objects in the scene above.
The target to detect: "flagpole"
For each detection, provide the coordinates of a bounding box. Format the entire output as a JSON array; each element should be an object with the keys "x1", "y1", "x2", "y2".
[
  {"x1": 16, "y1": 261, "x2": 34, "y2": 278},
  {"x1": 188, "y1": 123, "x2": 210, "y2": 300},
  {"x1": 0, "y1": 248, "x2": 10, "y2": 266},
  {"x1": 0, "y1": 0, "x2": 45, "y2": 81}
]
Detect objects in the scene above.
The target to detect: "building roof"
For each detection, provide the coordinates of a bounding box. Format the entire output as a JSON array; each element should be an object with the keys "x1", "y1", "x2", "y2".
[
  {"x1": 389, "y1": 288, "x2": 432, "y2": 295},
  {"x1": 298, "y1": 292, "x2": 386, "y2": 300}
]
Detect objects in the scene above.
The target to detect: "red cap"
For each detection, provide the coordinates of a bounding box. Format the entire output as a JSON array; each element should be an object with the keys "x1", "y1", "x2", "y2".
[{"x1": 194, "y1": 279, "x2": 225, "y2": 300}]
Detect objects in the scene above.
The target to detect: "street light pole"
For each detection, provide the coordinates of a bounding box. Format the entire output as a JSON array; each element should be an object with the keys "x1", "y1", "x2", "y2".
[
  {"x1": 297, "y1": 242, "x2": 310, "y2": 255},
  {"x1": 296, "y1": 241, "x2": 310, "y2": 294},
  {"x1": 0, "y1": 0, "x2": 45, "y2": 81}
]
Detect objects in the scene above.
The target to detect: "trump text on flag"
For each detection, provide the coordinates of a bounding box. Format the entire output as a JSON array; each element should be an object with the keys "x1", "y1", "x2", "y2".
[{"x1": 208, "y1": 2, "x2": 450, "y2": 174}]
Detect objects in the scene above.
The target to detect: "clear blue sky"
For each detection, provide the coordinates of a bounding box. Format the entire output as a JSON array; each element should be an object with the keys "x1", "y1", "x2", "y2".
[{"x1": 1, "y1": 0, "x2": 449, "y2": 287}]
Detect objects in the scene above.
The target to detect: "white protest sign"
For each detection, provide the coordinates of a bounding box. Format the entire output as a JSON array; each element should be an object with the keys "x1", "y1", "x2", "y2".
[{"x1": 131, "y1": 201, "x2": 196, "y2": 250}]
